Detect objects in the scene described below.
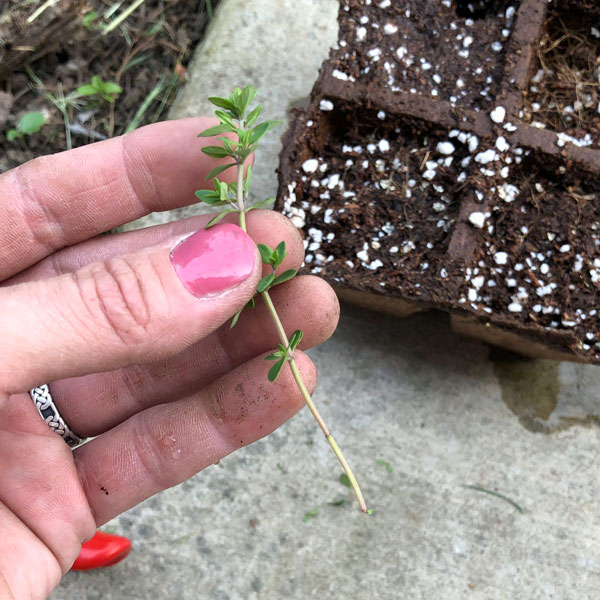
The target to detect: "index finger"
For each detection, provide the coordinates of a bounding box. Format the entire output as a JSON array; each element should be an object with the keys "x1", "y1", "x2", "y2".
[{"x1": 0, "y1": 117, "x2": 237, "y2": 281}]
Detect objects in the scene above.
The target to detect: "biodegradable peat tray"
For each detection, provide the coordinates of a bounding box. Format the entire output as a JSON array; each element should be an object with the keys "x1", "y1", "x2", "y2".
[{"x1": 277, "y1": 0, "x2": 600, "y2": 364}]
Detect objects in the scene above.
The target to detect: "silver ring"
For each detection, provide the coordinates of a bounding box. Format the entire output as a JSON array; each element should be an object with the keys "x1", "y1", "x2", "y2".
[{"x1": 28, "y1": 385, "x2": 86, "y2": 448}]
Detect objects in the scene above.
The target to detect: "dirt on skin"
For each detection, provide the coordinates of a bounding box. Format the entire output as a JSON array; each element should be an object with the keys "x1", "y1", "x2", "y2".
[{"x1": 0, "y1": 0, "x2": 218, "y2": 173}]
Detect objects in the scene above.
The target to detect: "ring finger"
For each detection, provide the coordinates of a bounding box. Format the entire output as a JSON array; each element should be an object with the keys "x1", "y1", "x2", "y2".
[{"x1": 32, "y1": 275, "x2": 338, "y2": 437}]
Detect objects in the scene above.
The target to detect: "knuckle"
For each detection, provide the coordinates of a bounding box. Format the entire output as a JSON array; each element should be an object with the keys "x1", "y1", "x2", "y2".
[
  {"x1": 79, "y1": 255, "x2": 163, "y2": 347},
  {"x1": 129, "y1": 415, "x2": 178, "y2": 491}
]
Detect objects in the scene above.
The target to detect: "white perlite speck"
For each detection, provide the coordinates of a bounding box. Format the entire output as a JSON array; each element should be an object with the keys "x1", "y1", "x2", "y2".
[
  {"x1": 498, "y1": 183, "x2": 519, "y2": 203},
  {"x1": 494, "y1": 252, "x2": 508, "y2": 265},
  {"x1": 332, "y1": 69, "x2": 350, "y2": 81},
  {"x1": 495, "y1": 136, "x2": 509, "y2": 152},
  {"x1": 475, "y1": 149, "x2": 497, "y2": 164},
  {"x1": 468, "y1": 212, "x2": 486, "y2": 228},
  {"x1": 319, "y1": 99, "x2": 334, "y2": 111},
  {"x1": 383, "y1": 23, "x2": 398, "y2": 34},
  {"x1": 490, "y1": 106, "x2": 506, "y2": 124},
  {"x1": 301, "y1": 159, "x2": 319, "y2": 173},
  {"x1": 508, "y1": 302, "x2": 523, "y2": 313},
  {"x1": 378, "y1": 139, "x2": 390, "y2": 152},
  {"x1": 436, "y1": 141, "x2": 455, "y2": 155}
]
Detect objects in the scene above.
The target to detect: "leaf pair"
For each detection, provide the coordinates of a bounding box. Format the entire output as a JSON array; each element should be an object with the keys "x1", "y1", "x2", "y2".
[
  {"x1": 256, "y1": 241, "x2": 297, "y2": 294},
  {"x1": 265, "y1": 329, "x2": 303, "y2": 382},
  {"x1": 76, "y1": 76, "x2": 122, "y2": 102},
  {"x1": 257, "y1": 269, "x2": 297, "y2": 294}
]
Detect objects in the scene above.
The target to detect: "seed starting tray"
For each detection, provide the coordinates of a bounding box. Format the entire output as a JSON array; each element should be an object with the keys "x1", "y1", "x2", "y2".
[{"x1": 277, "y1": 0, "x2": 600, "y2": 363}]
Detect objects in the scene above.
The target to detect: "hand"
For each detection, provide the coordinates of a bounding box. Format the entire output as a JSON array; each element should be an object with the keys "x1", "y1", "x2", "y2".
[{"x1": 0, "y1": 118, "x2": 339, "y2": 599}]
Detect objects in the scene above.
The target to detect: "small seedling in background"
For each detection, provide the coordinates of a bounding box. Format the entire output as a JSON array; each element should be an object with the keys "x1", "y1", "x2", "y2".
[
  {"x1": 376, "y1": 459, "x2": 394, "y2": 474},
  {"x1": 81, "y1": 10, "x2": 99, "y2": 29},
  {"x1": 6, "y1": 112, "x2": 46, "y2": 141},
  {"x1": 76, "y1": 76, "x2": 123, "y2": 103},
  {"x1": 303, "y1": 510, "x2": 319, "y2": 523},
  {"x1": 196, "y1": 86, "x2": 368, "y2": 514}
]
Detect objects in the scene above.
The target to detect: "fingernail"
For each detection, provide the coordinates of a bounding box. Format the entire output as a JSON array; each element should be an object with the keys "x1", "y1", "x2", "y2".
[{"x1": 170, "y1": 223, "x2": 256, "y2": 297}]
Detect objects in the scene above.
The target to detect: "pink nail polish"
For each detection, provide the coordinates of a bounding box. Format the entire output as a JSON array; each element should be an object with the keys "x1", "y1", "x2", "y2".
[{"x1": 170, "y1": 223, "x2": 255, "y2": 297}]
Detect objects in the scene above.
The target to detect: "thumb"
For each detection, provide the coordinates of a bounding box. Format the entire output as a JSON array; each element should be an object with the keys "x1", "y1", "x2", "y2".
[{"x1": 1, "y1": 223, "x2": 260, "y2": 394}]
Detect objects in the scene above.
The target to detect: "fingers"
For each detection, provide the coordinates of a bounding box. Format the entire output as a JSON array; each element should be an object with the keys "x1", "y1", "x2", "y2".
[
  {"x1": 73, "y1": 351, "x2": 316, "y2": 526},
  {"x1": 0, "y1": 118, "x2": 239, "y2": 281},
  {"x1": 52, "y1": 275, "x2": 338, "y2": 436},
  {"x1": 6, "y1": 210, "x2": 302, "y2": 286},
  {"x1": 0, "y1": 224, "x2": 261, "y2": 394}
]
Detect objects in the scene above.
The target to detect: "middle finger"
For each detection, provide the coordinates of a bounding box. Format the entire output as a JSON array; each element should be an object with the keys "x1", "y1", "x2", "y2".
[{"x1": 47, "y1": 275, "x2": 338, "y2": 436}]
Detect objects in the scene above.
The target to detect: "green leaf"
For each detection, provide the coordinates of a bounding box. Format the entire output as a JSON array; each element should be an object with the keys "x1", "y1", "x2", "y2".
[
  {"x1": 245, "y1": 104, "x2": 261, "y2": 127},
  {"x1": 303, "y1": 509, "x2": 319, "y2": 523},
  {"x1": 257, "y1": 243, "x2": 273, "y2": 265},
  {"x1": 376, "y1": 459, "x2": 393, "y2": 474},
  {"x1": 340, "y1": 473, "x2": 351, "y2": 488},
  {"x1": 265, "y1": 351, "x2": 284, "y2": 361},
  {"x1": 268, "y1": 358, "x2": 285, "y2": 382},
  {"x1": 272, "y1": 241, "x2": 286, "y2": 269},
  {"x1": 271, "y1": 269, "x2": 297, "y2": 288},
  {"x1": 288, "y1": 329, "x2": 303, "y2": 351},
  {"x1": 18, "y1": 112, "x2": 46, "y2": 135},
  {"x1": 215, "y1": 110, "x2": 235, "y2": 126},
  {"x1": 242, "y1": 85, "x2": 257, "y2": 113},
  {"x1": 194, "y1": 190, "x2": 227, "y2": 205},
  {"x1": 101, "y1": 82, "x2": 123, "y2": 95},
  {"x1": 243, "y1": 165, "x2": 252, "y2": 196},
  {"x1": 239, "y1": 129, "x2": 252, "y2": 147},
  {"x1": 219, "y1": 181, "x2": 228, "y2": 202},
  {"x1": 205, "y1": 208, "x2": 236, "y2": 228},
  {"x1": 205, "y1": 162, "x2": 236, "y2": 180},
  {"x1": 75, "y1": 84, "x2": 98, "y2": 96},
  {"x1": 221, "y1": 137, "x2": 236, "y2": 154},
  {"x1": 250, "y1": 119, "x2": 282, "y2": 144},
  {"x1": 198, "y1": 124, "x2": 233, "y2": 137},
  {"x1": 245, "y1": 297, "x2": 256, "y2": 309},
  {"x1": 82, "y1": 10, "x2": 98, "y2": 28},
  {"x1": 247, "y1": 197, "x2": 275, "y2": 211},
  {"x1": 366, "y1": 509, "x2": 375, "y2": 515},
  {"x1": 257, "y1": 273, "x2": 275, "y2": 293},
  {"x1": 230, "y1": 307, "x2": 243, "y2": 328},
  {"x1": 201, "y1": 146, "x2": 231, "y2": 159},
  {"x1": 6, "y1": 129, "x2": 20, "y2": 141},
  {"x1": 208, "y1": 96, "x2": 238, "y2": 114}
]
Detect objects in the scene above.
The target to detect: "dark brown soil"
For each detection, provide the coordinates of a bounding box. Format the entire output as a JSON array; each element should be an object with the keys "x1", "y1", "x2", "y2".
[
  {"x1": 0, "y1": 0, "x2": 217, "y2": 173},
  {"x1": 277, "y1": 0, "x2": 600, "y2": 363},
  {"x1": 332, "y1": 0, "x2": 516, "y2": 111},
  {"x1": 522, "y1": 5, "x2": 600, "y2": 149}
]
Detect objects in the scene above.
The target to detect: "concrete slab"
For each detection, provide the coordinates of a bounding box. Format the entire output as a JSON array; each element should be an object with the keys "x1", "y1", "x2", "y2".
[{"x1": 52, "y1": 1, "x2": 600, "y2": 598}]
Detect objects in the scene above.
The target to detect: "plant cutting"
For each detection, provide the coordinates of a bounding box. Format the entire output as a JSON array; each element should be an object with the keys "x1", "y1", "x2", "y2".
[{"x1": 196, "y1": 85, "x2": 369, "y2": 514}]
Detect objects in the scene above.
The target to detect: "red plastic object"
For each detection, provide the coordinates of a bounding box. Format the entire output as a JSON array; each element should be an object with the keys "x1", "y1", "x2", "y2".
[{"x1": 71, "y1": 531, "x2": 132, "y2": 570}]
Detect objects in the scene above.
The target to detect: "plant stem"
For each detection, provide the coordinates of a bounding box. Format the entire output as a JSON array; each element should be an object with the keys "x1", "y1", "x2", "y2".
[
  {"x1": 236, "y1": 159, "x2": 247, "y2": 232},
  {"x1": 103, "y1": 0, "x2": 147, "y2": 35},
  {"x1": 235, "y1": 163, "x2": 368, "y2": 513}
]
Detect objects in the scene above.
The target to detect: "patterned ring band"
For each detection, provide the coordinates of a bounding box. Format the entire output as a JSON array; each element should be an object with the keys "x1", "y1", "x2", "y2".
[{"x1": 29, "y1": 385, "x2": 86, "y2": 448}]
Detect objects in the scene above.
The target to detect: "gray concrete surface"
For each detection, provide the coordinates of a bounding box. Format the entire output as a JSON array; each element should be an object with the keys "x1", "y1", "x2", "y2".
[{"x1": 52, "y1": 1, "x2": 600, "y2": 598}]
